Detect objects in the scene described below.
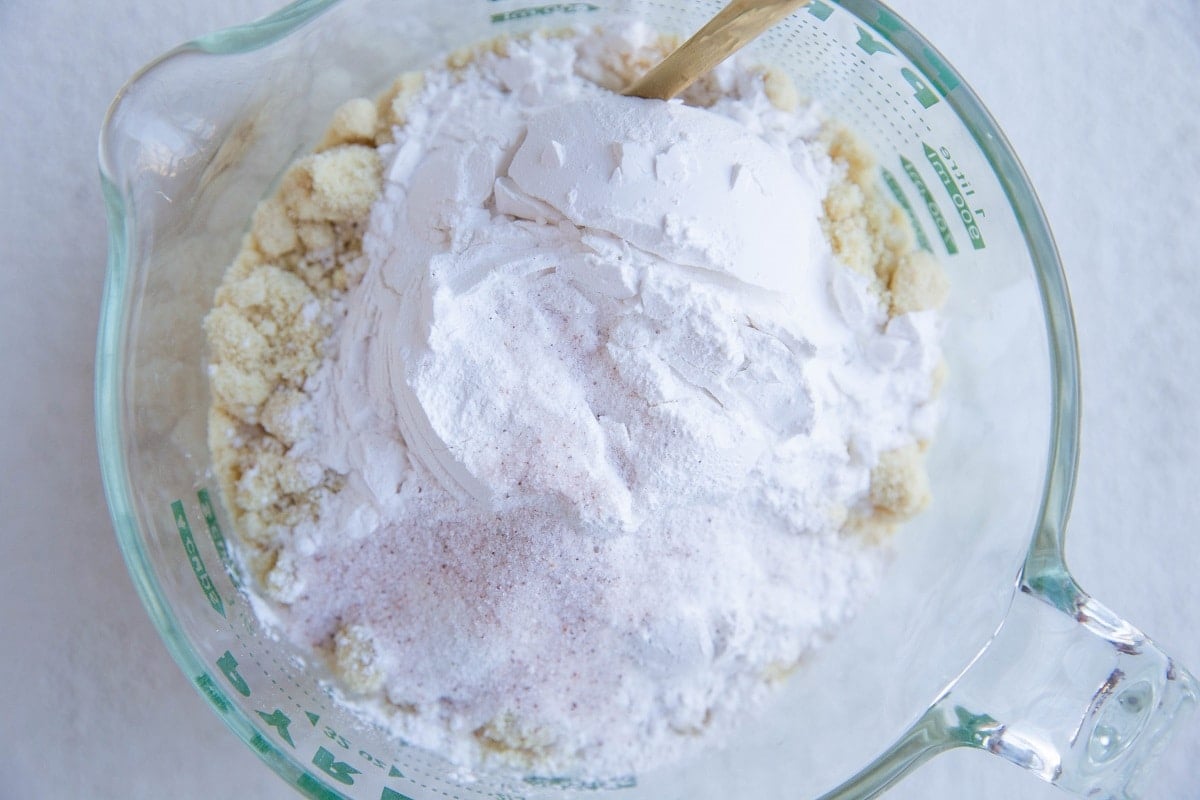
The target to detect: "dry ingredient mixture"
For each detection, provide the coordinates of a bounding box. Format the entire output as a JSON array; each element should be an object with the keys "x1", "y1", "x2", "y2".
[{"x1": 205, "y1": 23, "x2": 947, "y2": 778}]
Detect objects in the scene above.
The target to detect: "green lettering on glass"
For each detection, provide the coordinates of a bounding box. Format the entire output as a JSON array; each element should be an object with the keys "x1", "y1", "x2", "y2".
[
  {"x1": 900, "y1": 67, "x2": 939, "y2": 109},
  {"x1": 216, "y1": 650, "x2": 251, "y2": 697},
  {"x1": 921, "y1": 46, "x2": 961, "y2": 94},
  {"x1": 197, "y1": 488, "x2": 240, "y2": 588},
  {"x1": 258, "y1": 709, "x2": 296, "y2": 747},
  {"x1": 900, "y1": 156, "x2": 958, "y2": 255},
  {"x1": 881, "y1": 168, "x2": 932, "y2": 252},
  {"x1": 172, "y1": 500, "x2": 225, "y2": 618},
  {"x1": 250, "y1": 732, "x2": 272, "y2": 754},
  {"x1": 855, "y1": 25, "x2": 894, "y2": 56},
  {"x1": 296, "y1": 773, "x2": 345, "y2": 800},
  {"x1": 388, "y1": 765, "x2": 404, "y2": 778},
  {"x1": 306, "y1": 710, "x2": 322, "y2": 726},
  {"x1": 313, "y1": 746, "x2": 362, "y2": 786},
  {"x1": 381, "y1": 789, "x2": 416, "y2": 800},
  {"x1": 807, "y1": 0, "x2": 834, "y2": 21},
  {"x1": 871, "y1": 8, "x2": 904, "y2": 34},
  {"x1": 923, "y1": 144, "x2": 986, "y2": 250},
  {"x1": 491, "y1": 3, "x2": 599, "y2": 23},
  {"x1": 194, "y1": 673, "x2": 230, "y2": 713}
]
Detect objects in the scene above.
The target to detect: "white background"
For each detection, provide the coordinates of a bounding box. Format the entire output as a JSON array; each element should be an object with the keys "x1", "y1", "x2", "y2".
[{"x1": 1, "y1": 1, "x2": 1197, "y2": 798}]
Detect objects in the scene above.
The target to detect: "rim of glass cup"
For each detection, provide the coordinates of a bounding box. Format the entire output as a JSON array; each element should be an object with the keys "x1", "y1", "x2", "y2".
[{"x1": 94, "y1": 1, "x2": 1079, "y2": 797}]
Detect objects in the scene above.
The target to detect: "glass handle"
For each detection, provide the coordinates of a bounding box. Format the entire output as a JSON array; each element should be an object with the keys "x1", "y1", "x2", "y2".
[
  {"x1": 819, "y1": 571, "x2": 1197, "y2": 800},
  {"x1": 928, "y1": 570, "x2": 1197, "y2": 799}
]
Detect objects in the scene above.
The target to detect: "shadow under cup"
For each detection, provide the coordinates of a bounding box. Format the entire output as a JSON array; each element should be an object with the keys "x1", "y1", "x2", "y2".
[{"x1": 96, "y1": 1, "x2": 1195, "y2": 799}]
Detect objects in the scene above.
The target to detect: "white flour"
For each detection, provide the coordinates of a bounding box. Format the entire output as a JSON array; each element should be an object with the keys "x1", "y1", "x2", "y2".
[{"x1": 220, "y1": 25, "x2": 943, "y2": 778}]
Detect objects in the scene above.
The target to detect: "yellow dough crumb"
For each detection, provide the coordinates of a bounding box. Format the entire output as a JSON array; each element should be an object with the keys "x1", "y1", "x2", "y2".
[
  {"x1": 890, "y1": 250, "x2": 950, "y2": 314},
  {"x1": 334, "y1": 625, "x2": 387, "y2": 694},
  {"x1": 869, "y1": 443, "x2": 933, "y2": 522},
  {"x1": 318, "y1": 98, "x2": 379, "y2": 151}
]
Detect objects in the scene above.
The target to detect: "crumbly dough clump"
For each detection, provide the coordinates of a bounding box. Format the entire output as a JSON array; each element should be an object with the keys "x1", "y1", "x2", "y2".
[
  {"x1": 204, "y1": 28, "x2": 948, "y2": 760},
  {"x1": 203, "y1": 140, "x2": 381, "y2": 577}
]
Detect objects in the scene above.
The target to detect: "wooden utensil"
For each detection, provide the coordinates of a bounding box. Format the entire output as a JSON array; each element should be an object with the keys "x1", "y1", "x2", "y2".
[{"x1": 623, "y1": 0, "x2": 811, "y2": 100}]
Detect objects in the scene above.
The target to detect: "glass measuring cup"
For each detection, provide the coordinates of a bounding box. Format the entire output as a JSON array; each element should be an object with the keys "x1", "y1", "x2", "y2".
[{"x1": 95, "y1": 0, "x2": 1198, "y2": 797}]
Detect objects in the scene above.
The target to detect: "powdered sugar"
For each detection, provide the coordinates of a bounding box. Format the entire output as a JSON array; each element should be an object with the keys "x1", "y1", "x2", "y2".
[{"x1": 241, "y1": 25, "x2": 942, "y2": 778}]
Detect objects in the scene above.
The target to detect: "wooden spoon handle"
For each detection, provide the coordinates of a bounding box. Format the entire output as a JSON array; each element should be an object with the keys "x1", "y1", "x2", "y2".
[{"x1": 623, "y1": 0, "x2": 811, "y2": 100}]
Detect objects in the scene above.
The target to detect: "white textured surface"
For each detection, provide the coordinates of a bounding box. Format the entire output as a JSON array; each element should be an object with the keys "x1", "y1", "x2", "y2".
[{"x1": 0, "y1": 1, "x2": 1196, "y2": 798}]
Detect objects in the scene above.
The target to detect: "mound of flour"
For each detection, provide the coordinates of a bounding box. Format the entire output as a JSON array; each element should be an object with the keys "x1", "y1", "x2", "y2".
[{"x1": 207, "y1": 24, "x2": 944, "y2": 778}]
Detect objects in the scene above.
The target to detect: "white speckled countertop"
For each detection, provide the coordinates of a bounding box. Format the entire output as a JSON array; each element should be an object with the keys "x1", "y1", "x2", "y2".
[{"x1": 1, "y1": 1, "x2": 1196, "y2": 797}]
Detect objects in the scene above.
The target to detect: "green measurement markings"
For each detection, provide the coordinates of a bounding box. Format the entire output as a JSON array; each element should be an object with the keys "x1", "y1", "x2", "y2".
[
  {"x1": 172, "y1": 499, "x2": 225, "y2": 618},
  {"x1": 900, "y1": 156, "x2": 957, "y2": 255}
]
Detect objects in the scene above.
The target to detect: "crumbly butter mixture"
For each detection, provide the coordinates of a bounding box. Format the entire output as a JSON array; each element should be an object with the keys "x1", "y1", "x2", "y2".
[{"x1": 205, "y1": 24, "x2": 946, "y2": 777}]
